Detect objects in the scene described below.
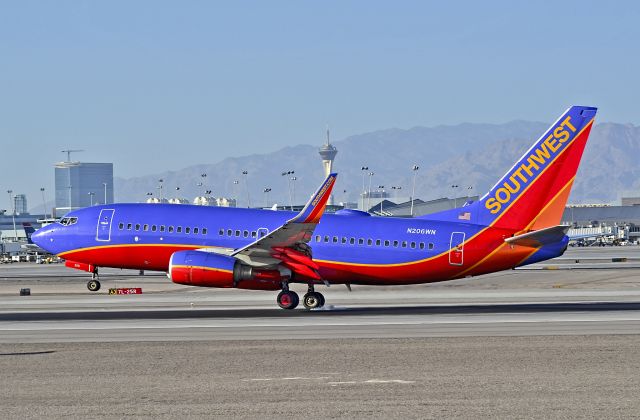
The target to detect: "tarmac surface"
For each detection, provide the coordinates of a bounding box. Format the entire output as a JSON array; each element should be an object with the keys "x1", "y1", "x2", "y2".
[{"x1": 1, "y1": 246, "x2": 639, "y2": 418}]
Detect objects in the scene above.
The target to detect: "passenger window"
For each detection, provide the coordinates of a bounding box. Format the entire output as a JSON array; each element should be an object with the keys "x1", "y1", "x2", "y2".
[
  {"x1": 410, "y1": 242, "x2": 416, "y2": 249},
  {"x1": 235, "y1": 230, "x2": 241, "y2": 237},
  {"x1": 151, "y1": 225, "x2": 157, "y2": 232},
  {"x1": 177, "y1": 226, "x2": 182, "y2": 233},
  {"x1": 143, "y1": 224, "x2": 149, "y2": 231},
  {"x1": 219, "y1": 229, "x2": 224, "y2": 236},
  {"x1": 376, "y1": 239, "x2": 381, "y2": 246},
  {"x1": 251, "y1": 231, "x2": 256, "y2": 238},
  {"x1": 202, "y1": 228, "x2": 207, "y2": 235},
  {"x1": 358, "y1": 238, "x2": 364, "y2": 245},
  {"x1": 135, "y1": 224, "x2": 141, "y2": 231},
  {"x1": 227, "y1": 229, "x2": 232, "y2": 236},
  {"x1": 127, "y1": 223, "x2": 132, "y2": 230},
  {"x1": 429, "y1": 243, "x2": 434, "y2": 250},
  {"x1": 193, "y1": 227, "x2": 199, "y2": 234},
  {"x1": 118, "y1": 223, "x2": 124, "y2": 230},
  {"x1": 315, "y1": 235, "x2": 321, "y2": 242},
  {"x1": 384, "y1": 240, "x2": 390, "y2": 247},
  {"x1": 367, "y1": 239, "x2": 373, "y2": 246},
  {"x1": 324, "y1": 235, "x2": 329, "y2": 243},
  {"x1": 350, "y1": 238, "x2": 355, "y2": 245},
  {"x1": 185, "y1": 227, "x2": 191, "y2": 234},
  {"x1": 243, "y1": 230, "x2": 249, "y2": 238},
  {"x1": 333, "y1": 236, "x2": 338, "y2": 243},
  {"x1": 419, "y1": 242, "x2": 425, "y2": 249},
  {"x1": 160, "y1": 225, "x2": 165, "y2": 232},
  {"x1": 402, "y1": 241, "x2": 407, "y2": 248},
  {"x1": 393, "y1": 240, "x2": 399, "y2": 247},
  {"x1": 168, "y1": 226, "x2": 174, "y2": 233},
  {"x1": 341, "y1": 237, "x2": 347, "y2": 244}
]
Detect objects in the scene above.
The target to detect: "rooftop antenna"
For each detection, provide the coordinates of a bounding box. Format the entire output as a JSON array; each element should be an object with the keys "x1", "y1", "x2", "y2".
[
  {"x1": 61, "y1": 149, "x2": 84, "y2": 162},
  {"x1": 326, "y1": 124, "x2": 330, "y2": 146}
]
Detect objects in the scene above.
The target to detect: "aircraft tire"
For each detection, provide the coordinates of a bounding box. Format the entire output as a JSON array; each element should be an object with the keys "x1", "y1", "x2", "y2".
[
  {"x1": 277, "y1": 290, "x2": 299, "y2": 310},
  {"x1": 303, "y1": 292, "x2": 324, "y2": 310},
  {"x1": 87, "y1": 280, "x2": 101, "y2": 292}
]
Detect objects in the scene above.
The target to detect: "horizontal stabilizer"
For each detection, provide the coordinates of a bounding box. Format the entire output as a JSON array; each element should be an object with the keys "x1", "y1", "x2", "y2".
[{"x1": 504, "y1": 225, "x2": 570, "y2": 248}]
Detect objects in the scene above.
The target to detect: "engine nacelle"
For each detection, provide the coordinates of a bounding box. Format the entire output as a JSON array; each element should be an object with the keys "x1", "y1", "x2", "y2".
[{"x1": 169, "y1": 250, "x2": 283, "y2": 290}]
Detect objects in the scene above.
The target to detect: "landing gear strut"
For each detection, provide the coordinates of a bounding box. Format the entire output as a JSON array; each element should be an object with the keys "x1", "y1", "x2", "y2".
[
  {"x1": 87, "y1": 268, "x2": 101, "y2": 292},
  {"x1": 302, "y1": 285, "x2": 325, "y2": 310}
]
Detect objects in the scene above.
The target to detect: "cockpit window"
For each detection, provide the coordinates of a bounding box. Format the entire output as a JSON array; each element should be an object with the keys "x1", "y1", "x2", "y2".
[{"x1": 59, "y1": 217, "x2": 78, "y2": 226}]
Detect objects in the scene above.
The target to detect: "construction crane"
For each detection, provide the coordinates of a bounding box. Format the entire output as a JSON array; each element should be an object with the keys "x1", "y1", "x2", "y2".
[{"x1": 61, "y1": 149, "x2": 84, "y2": 162}]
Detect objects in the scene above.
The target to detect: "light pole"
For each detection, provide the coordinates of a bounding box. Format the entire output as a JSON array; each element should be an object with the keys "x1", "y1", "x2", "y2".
[
  {"x1": 7, "y1": 190, "x2": 16, "y2": 241},
  {"x1": 233, "y1": 180, "x2": 239, "y2": 201},
  {"x1": 411, "y1": 165, "x2": 419, "y2": 217},
  {"x1": 391, "y1": 186, "x2": 402, "y2": 202},
  {"x1": 281, "y1": 171, "x2": 295, "y2": 210},
  {"x1": 67, "y1": 185, "x2": 72, "y2": 212},
  {"x1": 200, "y1": 173, "x2": 207, "y2": 195},
  {"x1": 367, "y1": 172, "x2": 374, "y2": 211},
  {"x1": 88, "y1": 192, "x2": 95, "y2": 206},
  {"x1": 158, "y1": 179, "x2": 164, "y2": 202},
  {"x1": 263, "y1": 188, "x2": 272, "y2": 207},
  {"x1": 378, "y1": 185, "x2": 385, "y2": 214},
  {"x1": 40, "y1": 187, "x2": 48, "y2": 219},
  {"x1": 291, "y1": 177, "x2": 297, "y2": 209},
  {"x1": 360, "y1": 166, "x2": 369, "y2": 209},
  {"x1": 451, "y1": 184, "x2": 459, "y2": 208},
  {"x1": 242, "y1": 171, "x2": 251, "y2": 207},
  {"x1": 102, "y1": 182, "x2": 108, "y2": 205}
]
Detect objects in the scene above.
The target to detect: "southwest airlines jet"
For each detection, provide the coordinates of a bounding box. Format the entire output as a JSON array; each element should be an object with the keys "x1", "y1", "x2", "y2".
[{"x1": 32, "y1": 106, "x2": 597, "y2": 310}]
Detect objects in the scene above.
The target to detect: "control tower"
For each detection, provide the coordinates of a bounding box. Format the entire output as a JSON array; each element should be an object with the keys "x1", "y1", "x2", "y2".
[{"x1": 318, "y1": 128, "x2": 338, "y2": 204}]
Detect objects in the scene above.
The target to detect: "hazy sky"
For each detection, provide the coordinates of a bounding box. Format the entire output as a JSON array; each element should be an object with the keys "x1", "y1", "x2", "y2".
[{"x1": 1, "y1": 1, "x2": 639, "y2": 211}]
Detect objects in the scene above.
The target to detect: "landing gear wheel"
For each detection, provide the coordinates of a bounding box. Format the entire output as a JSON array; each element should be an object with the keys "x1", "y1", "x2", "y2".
[
  {"x1": 277, "y1": 290, "x2": 299, "y2": 310},
  {"x1": 87, "y1": 279, "x2": 101, "y2": 292},
  {"x1": 303, "y1": 292, "x2": 325, "y2": 310}
]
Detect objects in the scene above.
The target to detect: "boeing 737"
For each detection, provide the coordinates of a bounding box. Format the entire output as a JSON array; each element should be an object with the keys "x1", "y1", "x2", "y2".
[{"x1": 32, "y1": 106, "x2": 597, "y2": 309}]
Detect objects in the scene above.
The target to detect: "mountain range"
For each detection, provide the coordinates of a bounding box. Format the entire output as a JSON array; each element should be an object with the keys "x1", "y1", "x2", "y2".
[{"x1": 113, "y1": 121, "x2": 640, "y2": 207}]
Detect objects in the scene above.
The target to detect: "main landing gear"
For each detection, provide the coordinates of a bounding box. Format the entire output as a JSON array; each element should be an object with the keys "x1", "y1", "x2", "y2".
[
  {"x1": 87, "y1": 268, "x2": 101, "y2": 292},
  {"x1": 276, "y1": 284, "x2": 325, "y2": 310}
]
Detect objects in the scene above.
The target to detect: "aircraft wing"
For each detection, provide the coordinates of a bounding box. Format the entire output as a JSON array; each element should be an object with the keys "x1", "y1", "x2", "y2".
[
  {"x1": 505, "y1": 225, "x2": 570, "y2": 248},
  {"x1": 230, "y1": 173, "x2": 337, "y2": 280}
]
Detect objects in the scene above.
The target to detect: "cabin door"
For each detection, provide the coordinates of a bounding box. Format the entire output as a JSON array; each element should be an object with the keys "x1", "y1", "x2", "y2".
[
  {"x1": 96, "y1": 209, "x2": 115, "y2": 242},
  {"x1": 449, "y1": 232, "x2": 465, "y2": 266}
]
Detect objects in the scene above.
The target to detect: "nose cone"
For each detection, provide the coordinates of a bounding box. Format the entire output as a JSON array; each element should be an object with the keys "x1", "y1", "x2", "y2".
[{"x1": 32, "y1": 225, "x2": 54, "y2": 253}]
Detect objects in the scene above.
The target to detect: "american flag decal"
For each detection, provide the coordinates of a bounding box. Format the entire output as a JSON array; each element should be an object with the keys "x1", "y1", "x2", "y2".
[{"x1": 458, "y1": 212, "x2": 471, "y2": 220}]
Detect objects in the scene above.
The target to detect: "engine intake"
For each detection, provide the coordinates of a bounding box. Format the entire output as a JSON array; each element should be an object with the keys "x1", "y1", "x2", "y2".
[{"x1": 169, "y1": 250, "x2": 283, "y2": 290}]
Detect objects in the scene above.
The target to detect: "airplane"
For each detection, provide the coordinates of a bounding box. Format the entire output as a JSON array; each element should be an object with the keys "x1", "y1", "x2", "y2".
[{"x1": 32, "y1": 105, "x2": 597, "y2": 310}]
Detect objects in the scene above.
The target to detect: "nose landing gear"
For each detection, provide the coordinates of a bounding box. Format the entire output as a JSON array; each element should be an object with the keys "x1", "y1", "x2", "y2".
[{"x1": 87, "y1": 268, "x2": 101, "y2": 292}]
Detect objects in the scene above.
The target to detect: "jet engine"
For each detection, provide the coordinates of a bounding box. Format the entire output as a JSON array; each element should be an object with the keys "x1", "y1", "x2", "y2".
[{"x1": 169, "y1": 250, "x2": 283, "y2": 290}]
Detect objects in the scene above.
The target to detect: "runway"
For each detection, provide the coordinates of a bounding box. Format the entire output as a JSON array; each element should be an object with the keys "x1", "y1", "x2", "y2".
[
  {"x1": 1, "y1": 247, "x2": 640, "y2": 343},
  {"x1": 1, "y1": 250, "x2": 640, "y2": 418}
]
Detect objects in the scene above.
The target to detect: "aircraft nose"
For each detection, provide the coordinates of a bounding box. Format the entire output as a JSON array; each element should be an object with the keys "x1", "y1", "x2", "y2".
[{"x1": 31, "y1": 225, "x2": 53, "y2": 250}]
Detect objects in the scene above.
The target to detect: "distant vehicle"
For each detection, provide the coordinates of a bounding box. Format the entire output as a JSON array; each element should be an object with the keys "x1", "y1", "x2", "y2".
[{"x1": 33, "y1": 106, "x2": 597, "y2": 309}]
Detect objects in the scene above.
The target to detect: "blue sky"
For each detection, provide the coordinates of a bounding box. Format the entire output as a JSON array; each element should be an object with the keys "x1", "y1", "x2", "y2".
[{"x1": 1, "y1": 1, "x2": 639, "y2": 210}]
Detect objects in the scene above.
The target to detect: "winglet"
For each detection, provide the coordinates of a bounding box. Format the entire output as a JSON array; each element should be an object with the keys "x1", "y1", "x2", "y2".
[{"x1": 290, "y1": 173, "x2": 337, "y2": 224}]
